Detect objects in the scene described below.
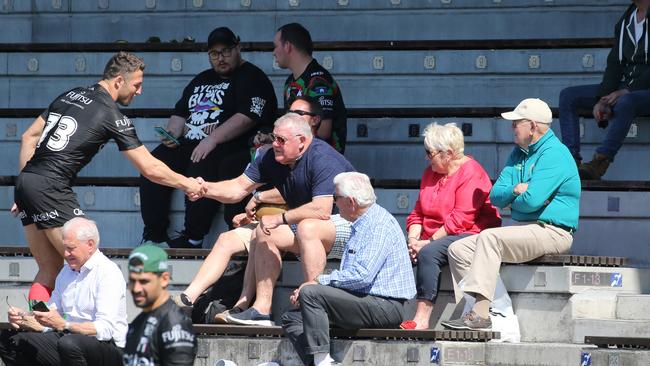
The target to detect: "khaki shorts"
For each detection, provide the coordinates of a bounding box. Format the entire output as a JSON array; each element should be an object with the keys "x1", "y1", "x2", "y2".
[{"x1": 232, "y1": 223, "x2": 258, "y2": 252}]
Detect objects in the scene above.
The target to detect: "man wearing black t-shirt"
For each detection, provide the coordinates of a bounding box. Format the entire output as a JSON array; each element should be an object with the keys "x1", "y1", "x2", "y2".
[
  {"x1": 139, "y1": 27, "x2": 278, "y2": 248},
  {"x1": 124, "y1": 245, "x2": 196, "y2": 366},
  {"x1": 13, "y1": 52, "x2": 203, "y2": 307},
  {"x1": 273, "y1": 23, "x2": 347, "y2": 153}
]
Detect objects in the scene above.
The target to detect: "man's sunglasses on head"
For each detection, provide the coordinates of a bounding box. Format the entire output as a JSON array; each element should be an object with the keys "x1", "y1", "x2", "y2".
[{"x1": 288, "y1": 109, "x2": 319, "y2": 117}]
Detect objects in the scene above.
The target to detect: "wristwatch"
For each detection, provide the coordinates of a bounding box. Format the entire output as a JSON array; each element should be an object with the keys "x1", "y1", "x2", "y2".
[{"x1": 253, "y1": 191, "x2": 263, "y2": 204}]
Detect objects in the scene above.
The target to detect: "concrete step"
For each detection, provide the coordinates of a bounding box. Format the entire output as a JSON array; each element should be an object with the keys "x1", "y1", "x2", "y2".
[
  {"x1": 616, "y1": 294, "x2": 650, "y2": 321},
  {"x1": 570, "y1": 292, "x2": 650, "y2": 321},
  {"x1": 193, "y1": 338, "x2": 595, "y2": 366},
  {"x1": 582, "y1": 348, "x2": 650, "y2": 366},
  {"x1": 573, "y1": 319, "x2": 650, "y2": 343}
]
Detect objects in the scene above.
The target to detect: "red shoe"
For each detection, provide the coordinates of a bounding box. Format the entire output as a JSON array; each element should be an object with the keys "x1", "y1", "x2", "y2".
[{"x1": 399, "y1": 320, "x2": 417, "y2": 330}]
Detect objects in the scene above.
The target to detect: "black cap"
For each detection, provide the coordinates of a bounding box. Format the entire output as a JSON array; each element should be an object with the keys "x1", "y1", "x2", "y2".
[{"x1": 207, "y1": 27, "x2": 240, "y2": 49}]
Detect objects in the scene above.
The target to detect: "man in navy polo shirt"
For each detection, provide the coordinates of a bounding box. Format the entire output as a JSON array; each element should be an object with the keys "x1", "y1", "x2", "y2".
[{"x1": 196, "y1": 113, "x2": 355, "y2": 325}]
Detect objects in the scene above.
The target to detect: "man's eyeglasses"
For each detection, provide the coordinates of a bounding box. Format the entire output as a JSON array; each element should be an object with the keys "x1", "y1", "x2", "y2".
[
  {"x1": 511, "y1": 119, "x2": 533, "y2": 129},
  {"x1": 333, "y1": 194, "x2": 345, "y2": 201},
  {"x1": 208, "y1": 46, "x2": 235, "y2": 60},
  {"x1": 288, "y1": 109, "x2": 319, "y2": 117},
  {"x1": 270, "y1": 133, "x2": 302, "y2": 145}
]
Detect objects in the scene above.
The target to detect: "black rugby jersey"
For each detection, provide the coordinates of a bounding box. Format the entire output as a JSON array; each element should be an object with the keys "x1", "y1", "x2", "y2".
[
  {"x1": 284, "y1": 59, "x2": 347, "y2": 153},
  {"x1": 123, "y1": 298, "x2": 196, "y2": 366},
  {"x1": 22, "y1": 84, "x2": 142, "y2": 183}
]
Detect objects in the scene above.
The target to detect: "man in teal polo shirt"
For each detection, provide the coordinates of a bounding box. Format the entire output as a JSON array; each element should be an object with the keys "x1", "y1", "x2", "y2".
[{"x1": 442, "y1": 98, "x2": 581, "y2": 330}]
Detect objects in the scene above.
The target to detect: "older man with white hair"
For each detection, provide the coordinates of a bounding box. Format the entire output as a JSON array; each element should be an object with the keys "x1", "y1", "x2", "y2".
[
  {"x1": 193, "y1": 113, "x2": 355, "y2": 326},
  {"x1": 442, "y1": 98, "x2": 581, "y2": 331},
  {"x1": 0, "y1": 217, "x2": 127, "y2": 366},
  {"x1": 282, "y1": 172, "x2": 416, "y2": 366}
]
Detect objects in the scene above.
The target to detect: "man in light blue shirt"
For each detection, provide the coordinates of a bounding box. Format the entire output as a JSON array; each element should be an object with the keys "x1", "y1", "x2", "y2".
[{"x1": 282, "y1": 172, "x2": 415, "y2": 366}]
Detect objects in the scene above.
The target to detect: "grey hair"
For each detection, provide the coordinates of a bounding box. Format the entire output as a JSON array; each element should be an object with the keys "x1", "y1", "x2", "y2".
[
  {"x1": 274, "y1": 113, "x2": 313, "y2": 138},
  {"x1": 333, "y1": 172, "x2": 376, "y2": 207},
  {"x1": 423, "y1": 122, "x2": 465, "y2": 156},
  {"x1": 62, "y1": 217, "x2": 100, "y2": 247}
]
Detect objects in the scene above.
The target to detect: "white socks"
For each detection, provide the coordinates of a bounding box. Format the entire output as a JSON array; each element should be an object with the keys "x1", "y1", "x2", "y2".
[{"x1": 314, "y1": 352, "x2": 335, "y2": 366}]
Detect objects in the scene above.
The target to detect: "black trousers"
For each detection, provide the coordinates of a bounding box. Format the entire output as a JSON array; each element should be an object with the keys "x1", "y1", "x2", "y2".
[
  {"x1": 281, "y1": 285, "x2": 404, "y2": 366},
  {"x1": 139, "y1": 139, "x2": 251, "y2": 241},
  {"x1": 415, "y1": 234, "x2": 471, "y2": 302},
  {"x1": 0, "y1": 330, "x2": 122, "y2": 366}
]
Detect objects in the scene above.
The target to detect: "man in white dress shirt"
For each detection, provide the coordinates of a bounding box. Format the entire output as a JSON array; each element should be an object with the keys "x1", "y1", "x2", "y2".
[{"x1": 0, "y1": 217, "x2": 127, "y2": 366}]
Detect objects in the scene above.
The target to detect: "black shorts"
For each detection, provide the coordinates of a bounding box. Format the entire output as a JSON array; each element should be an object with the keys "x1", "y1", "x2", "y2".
[{"x1": 14, "y1": 172, "x2": 85, "y2": 229}]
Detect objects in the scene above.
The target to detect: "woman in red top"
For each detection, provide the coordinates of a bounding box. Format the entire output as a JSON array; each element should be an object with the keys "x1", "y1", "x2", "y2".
[{"x1": 400, "y1": 123, "x2": 501, "y2": 330}]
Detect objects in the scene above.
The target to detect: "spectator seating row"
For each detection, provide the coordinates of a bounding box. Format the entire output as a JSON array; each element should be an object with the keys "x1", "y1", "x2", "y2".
[
  {"x1": 0, "y1": 0, "x2": 626, "y2": 43},
  {"x1": 0, "y1": 48, "x2": 609, "y2": 109},
  {"x1": 1, "y1": 114, "x2": 648, "y2": 180},
  {"x1": 1, "y1": 184, "x2": 649, "y2": 267}
]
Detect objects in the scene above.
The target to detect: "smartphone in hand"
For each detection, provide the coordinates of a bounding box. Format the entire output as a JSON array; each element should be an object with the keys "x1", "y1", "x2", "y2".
[
  {"x1": 32, "y1": 301, "x2": 50, "y2": 312},
  {"x1": 154, "y1": 126, "x2": 181, "y2": 146}
]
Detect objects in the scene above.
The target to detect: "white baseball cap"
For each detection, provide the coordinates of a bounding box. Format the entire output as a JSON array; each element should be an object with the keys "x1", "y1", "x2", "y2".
[{"x1": 501, "y1": 98, "x2": 552, "y2": 124}]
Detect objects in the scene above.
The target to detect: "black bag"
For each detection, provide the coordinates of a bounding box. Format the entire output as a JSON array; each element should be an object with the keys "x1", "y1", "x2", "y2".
[{"x1": 191, "y1": 260, "x2": 247, "y2": 324}]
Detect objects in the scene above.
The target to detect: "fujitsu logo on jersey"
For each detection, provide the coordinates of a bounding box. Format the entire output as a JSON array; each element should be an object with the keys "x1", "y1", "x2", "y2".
[
  {"x1": 115, "y1": 116, "x2": 133, "y2": 128},
  {"x1": 65, "y1": 91, "x2": 93, "y2": 105},
  {"x1": 32, "y1": 210, "x2": 59, "y2": 223},
  {"x1": 161, "y1": 324, "x2": 194, "y2": 345}
]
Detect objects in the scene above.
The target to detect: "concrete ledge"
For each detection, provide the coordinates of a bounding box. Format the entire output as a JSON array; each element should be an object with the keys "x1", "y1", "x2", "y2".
[
  {"x1": 581, "y1": 348, "x2": 650, "y2": 366},
  {"x1": 486, "y1": 342, "x2": 596, "y2": 366},
  {"x1": 573, "y1": 319, "x2": 650, "y2": 343},
  {"x1": 616, "y1": 294, "x2": 650, "y2": 321}
]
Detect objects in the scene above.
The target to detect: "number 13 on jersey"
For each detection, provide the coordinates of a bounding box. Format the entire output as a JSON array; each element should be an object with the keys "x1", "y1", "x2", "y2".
[{"x1": 37, "y1": 112, "x2": 79, "y2": 151}]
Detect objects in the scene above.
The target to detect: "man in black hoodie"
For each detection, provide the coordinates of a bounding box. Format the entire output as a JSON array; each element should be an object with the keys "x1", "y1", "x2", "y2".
[{"x1": 559, "y1": 0, "x2": 650, "y2": 180}]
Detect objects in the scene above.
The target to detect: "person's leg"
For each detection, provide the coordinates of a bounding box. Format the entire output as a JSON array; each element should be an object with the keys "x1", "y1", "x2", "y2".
[
  {"x1": 558, "y1": 84, "x2": 600, "y2": 161},
  {"x1": 409, "y1": 234, "x2": 470, "y2": 329},
  {"x1": 25, "y1": 225, "x2": 63, "y2": 300},
  {"x1": 461, "y1": 225, "x2": 573, "y2": 308},
  {"x1": 183, "y1": 226, "x2": 252, "y2": 302},
  {"x1": 281, "y1": 310, "x2": 312, "y2": 366},
  {"x1": 249, "y1": 225, "x2": 298, "y2": 314},
  {"x1": 295, "y1": 219, "x2": 337, "y2": 282},
  {"x1": 58, "y1": 334, "x2": 122, "y2": 366},
  {"x1": 232, "y1": 234, "x2": 257, "y2": 310},
  {"x1": 298, "y1": 285, "x2": 403, "y2": 360},
  {"x1": 598, "y1": 89, "x2": 650, "y2": 159},
  {"x1": 446, "y1": 234, "x2": 480, "y2": 303},
  {"x1": 0, "y1": 330, "x2": 62, "y2": 366},
  {"x1": 139, "y1": 143, "x2": 189, "y2": 242}
]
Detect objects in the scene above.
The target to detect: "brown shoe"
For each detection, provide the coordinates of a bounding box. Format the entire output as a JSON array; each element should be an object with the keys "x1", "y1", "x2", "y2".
[
  {"x1": 441, "y1": 310, "x2": 492, "y2": 330},
  {"x1": 579, "y1": 153, "x2": 610, "y2": 180}
]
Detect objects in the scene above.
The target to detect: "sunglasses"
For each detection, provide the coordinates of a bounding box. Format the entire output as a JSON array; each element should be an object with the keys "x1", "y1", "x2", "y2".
[
  {"x1": 270, "y1": 133, "x2": 302, "y2": 145},
  {"x1": 288, "y1": 109, "x2": 319, "y2": 117},
  {"x1": 425, "y1": 149, "x2": 442, "y2": 159}
]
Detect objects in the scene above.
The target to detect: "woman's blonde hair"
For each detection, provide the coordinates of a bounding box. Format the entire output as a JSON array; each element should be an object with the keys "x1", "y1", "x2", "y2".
[{"x1": 423, "y1": 122, "x2": 465, "y2": 157}]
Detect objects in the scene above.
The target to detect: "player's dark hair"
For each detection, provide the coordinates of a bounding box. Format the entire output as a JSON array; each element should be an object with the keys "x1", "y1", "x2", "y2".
[
  {"x1": 294, "y1": 96, "x2": 323, "y2": 117},
  {"x1": 277, "y1": 23, "x2": 313, "y2": 56},
  {"x1": 102, "y1": 51, "x2": 146, "y2": 80}
]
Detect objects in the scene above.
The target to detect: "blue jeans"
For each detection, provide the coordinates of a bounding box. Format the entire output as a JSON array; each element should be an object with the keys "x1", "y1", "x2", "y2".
[{"x1": 558, "y1": 84, "x2": 650, "y2": 161}]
